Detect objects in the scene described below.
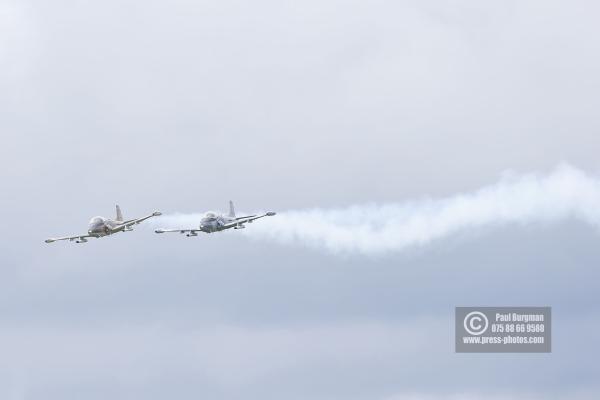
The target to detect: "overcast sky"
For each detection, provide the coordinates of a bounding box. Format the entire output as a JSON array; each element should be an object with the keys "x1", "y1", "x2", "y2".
[{"x1": 1, "y1": 0, "x2": 600, "y2": 399}]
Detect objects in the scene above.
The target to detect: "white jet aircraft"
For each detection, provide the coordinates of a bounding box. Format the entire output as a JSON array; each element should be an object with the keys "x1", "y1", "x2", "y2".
[
  {"x1": 155, "y1": 201, "x2": 275, "y2": 237},
  {"x1": 45, "y1": 205, "x2": 161, "y2": 243}
]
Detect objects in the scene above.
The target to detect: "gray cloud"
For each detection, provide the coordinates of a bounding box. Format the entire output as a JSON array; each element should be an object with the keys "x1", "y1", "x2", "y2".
[{"x1": 1, "y1": 0, "x2": 600, "y2": 399}]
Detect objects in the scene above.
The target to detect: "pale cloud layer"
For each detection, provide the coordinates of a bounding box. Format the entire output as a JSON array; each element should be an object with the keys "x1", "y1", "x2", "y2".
[{"x1": 1, "y1": 0, "x2": 599, "y2": 399}]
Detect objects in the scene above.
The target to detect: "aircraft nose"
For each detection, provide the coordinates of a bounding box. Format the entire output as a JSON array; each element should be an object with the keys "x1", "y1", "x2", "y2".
[{"x1": 88, "y1": 224, "x2": 103, "y2": 235}]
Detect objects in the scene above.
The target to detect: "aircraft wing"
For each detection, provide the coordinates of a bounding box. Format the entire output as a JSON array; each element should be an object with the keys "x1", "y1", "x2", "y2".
[
  {"x1": 45, "y1": 234, "x2": 92, "y2": 243},
  {"x1": 154, "y1": 228, "x2": 201, "y2": 236},
  {"x1": 222, "y1": 212, "x2": 276, "y2": 229},
  {"x1": 117, "y1": 211, "x2": 162, "y2": 229}
]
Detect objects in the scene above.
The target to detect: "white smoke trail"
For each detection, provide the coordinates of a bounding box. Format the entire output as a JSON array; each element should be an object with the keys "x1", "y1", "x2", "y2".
[{"x1": 158, "y1": 164, "x2": 600, "y2": 255}]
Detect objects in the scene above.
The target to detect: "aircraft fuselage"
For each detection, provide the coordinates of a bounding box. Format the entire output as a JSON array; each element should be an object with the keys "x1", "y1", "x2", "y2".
[
  {"x1": 198, "y1": 213, "x2": 237, "y2": 233},
  {"x1": 87, "y1": 216, "x2": 127, "y2": 237}
]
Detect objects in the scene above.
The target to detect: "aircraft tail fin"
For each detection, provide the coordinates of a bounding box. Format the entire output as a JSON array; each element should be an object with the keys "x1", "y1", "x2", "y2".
[
  {"x1": 116, "y1": 205, "x2": 123, "y2": 221},
  {"x1": 228, "y1": 200, "x2": 236, "y2": 218}
]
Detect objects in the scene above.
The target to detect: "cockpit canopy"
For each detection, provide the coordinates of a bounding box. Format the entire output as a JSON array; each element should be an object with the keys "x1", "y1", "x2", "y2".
[
  {"x1": 204, "y1": 212, "x2": 217, "y2": 219},
  {"x1": 89, "y1": 216, "x2": 105, "y2": 225}
]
